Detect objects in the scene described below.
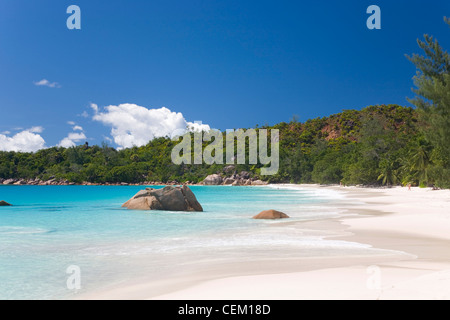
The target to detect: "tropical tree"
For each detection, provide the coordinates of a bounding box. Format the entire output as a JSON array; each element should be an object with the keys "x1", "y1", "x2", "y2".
[
  {"x1": 407, "y1": 17, "x2": 450, "y2": 187},
  {"x1": 377, "y1": 159, "x2": 399, "y2": 187},
  {"x1": 409, "y1": 138, "x2": 433, "y2": 185}
]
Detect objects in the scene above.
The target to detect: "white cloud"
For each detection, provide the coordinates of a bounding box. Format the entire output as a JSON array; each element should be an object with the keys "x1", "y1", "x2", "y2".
[
  {"x1": 90, "y1": 103, "x2": 99, "y2": 113},
  {"x1": 0, "y1": 129, "x2": 46, "y2": 152},
  {"x1": 58, "y1": 121, "x2": 87, "y2": 148},
  {"x1": 187, "y1": 121, "x2": 210, "y2": 132},
  {"x1": 28, "y1": 126, "x2": 44, "y2": 133},
  {"x1": 58, "y1": 132, "x2": 87, "y2": 148},
  {"x1": 92, "y1": 103, "x2": 210, "y2": 149},
  {"x1": 67, "y1": 121, "x2": 83, "y2": 131},
  {"x1": 34, "y1": 79, "x2": 61, "y2": 88},
  {"x1": 80, "y1": 111, "x2": 89, "y2": 118}
]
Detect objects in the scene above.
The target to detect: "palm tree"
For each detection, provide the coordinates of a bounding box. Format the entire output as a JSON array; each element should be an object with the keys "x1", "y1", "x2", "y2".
[
  {"x1": 378, "y1": 159, "x2": 398, "y2": 187},
  {"x1": 409, "y1": 139, "x2": 433, "y2": 184}
]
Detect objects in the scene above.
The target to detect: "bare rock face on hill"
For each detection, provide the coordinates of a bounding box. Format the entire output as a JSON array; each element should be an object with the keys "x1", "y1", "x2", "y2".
[
  {"x1": 253, "y1": 210, "x2": 289, "y2": 220},
  {"x1": 122, "y1": 186, "x2": 203, "y2": 212}
]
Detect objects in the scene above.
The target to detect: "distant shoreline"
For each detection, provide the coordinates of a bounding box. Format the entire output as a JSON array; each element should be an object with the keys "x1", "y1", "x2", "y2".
[
  {"x1": 0, "y1": 178, "x2": 181, "y2": 186},
  {"x1": 1, "y1": 178, "x2": 447, "y2": 191},
  {"x1": 0, "y1": 176, "x2": 268, "y2": 187}
]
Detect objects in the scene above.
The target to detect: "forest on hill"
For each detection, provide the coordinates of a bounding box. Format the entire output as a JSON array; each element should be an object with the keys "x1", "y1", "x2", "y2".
[{"x1": 0, "y1": 103, "x2": 447, "y2": 188}]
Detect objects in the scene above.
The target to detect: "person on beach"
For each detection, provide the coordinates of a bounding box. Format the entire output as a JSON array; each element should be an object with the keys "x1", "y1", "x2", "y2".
[{"x1": 408, "y1": 183, "x2": 412, "y2": 191}]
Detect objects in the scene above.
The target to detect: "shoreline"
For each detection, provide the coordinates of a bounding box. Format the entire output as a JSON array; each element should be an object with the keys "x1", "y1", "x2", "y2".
[
  {"x1": 3, "y1": 176, "x2": 447, "y2": 190},
  {"x1": 77, "y1": 184, "x2": 450, "y2": 300}
]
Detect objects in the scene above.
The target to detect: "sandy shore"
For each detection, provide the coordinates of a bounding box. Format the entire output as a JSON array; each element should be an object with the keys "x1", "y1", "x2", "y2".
[{"x1": 81, "y1": 185, "x2": 450, "y2": 300}]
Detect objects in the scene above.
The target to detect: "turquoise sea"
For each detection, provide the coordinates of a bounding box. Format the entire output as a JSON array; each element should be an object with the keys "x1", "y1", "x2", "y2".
[{"x1": 0, "y1": 185, "x2": 380, "y2": 300}]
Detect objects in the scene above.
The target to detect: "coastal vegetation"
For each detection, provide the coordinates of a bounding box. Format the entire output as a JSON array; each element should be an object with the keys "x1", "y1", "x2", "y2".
[{"x1": 0, "y1": 103, "x2": 446, "y2": 188}]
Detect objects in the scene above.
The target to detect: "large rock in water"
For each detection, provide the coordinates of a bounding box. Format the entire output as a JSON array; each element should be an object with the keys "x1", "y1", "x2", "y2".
[
  {"x1": 253, "y1": 210, "x2": 289, "y2": 220},
  {"x1": 122, "y1": 186, "x2": 203, "y2": 212},
  {"x1": 202, "y1": 174, "x2": 223, "y2": 185},
  {"x1": 0, "y1": 200, "x2": 12, "y2": 206}
]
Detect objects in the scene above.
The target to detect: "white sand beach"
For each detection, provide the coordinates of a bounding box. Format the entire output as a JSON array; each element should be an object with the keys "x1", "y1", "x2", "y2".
[{"x1": 81, "y1": 185, "x2": 450, "y2": 300}]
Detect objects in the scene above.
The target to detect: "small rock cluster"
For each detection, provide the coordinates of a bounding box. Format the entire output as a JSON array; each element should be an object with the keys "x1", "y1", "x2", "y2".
[
  {"x1": 201, "y1": 171, "x2": 268, "y2": 186},
  {"x1": 0, "y1": 178, "x2": 76, "y2": 186}
]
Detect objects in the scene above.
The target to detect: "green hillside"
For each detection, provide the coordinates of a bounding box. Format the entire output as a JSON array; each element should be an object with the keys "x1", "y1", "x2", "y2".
[{"x1": 1, "y1": 103, "x2": 447, "y2": 188}]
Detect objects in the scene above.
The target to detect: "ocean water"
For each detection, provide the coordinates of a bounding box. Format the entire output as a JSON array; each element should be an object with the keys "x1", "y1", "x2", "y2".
[{"x1": 0, "y1": 185, "x2": 381, "y2": 299}]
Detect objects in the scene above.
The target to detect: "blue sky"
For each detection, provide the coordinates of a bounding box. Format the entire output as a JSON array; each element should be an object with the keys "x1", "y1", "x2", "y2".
[{"x1": 0, "y1": 0, "x2": 449, "y2": 150}]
